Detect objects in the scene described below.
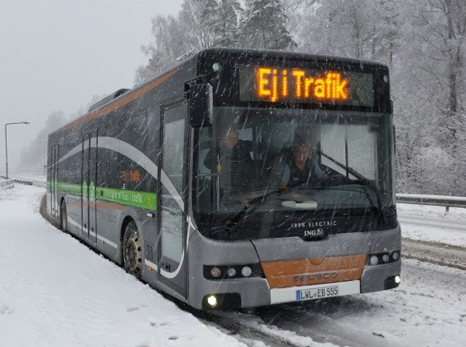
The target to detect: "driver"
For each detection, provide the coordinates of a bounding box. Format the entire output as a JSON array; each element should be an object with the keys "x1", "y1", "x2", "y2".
[
  {"x1": 278, "y1": 142, "x2": 324, "y2": 201},
  {"x1": 204, "y1": 129, "x2": 254, "y2": 207}
]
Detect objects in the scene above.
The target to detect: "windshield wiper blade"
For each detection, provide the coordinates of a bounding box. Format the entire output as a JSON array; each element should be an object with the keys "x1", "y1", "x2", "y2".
[
  {"x1": 319, "y1": 150, "x2": 386, "y2": 224},
  {"x1": 224, "y1": 179, "x2": 325, "y2": 238},
  {"x1": 223, "y1": 189, "x2": 283, "y2": 238}
]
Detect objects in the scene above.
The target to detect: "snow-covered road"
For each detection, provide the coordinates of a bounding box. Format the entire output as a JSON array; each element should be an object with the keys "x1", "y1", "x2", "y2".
[
  {"x1": 216, "y1": 257, "x2": 466, "y2": 347},
  {"x1": 0, "y1": 186, "x2": 244, "y2": 347},
  {"x1": 1, "y1": 185, "x2": 465, "y2": 347}
]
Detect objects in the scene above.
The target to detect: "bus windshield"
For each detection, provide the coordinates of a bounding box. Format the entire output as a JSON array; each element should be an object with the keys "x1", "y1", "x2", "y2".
[{"x1": 193, "y1": 106, "x2": 395, "y2": 240}]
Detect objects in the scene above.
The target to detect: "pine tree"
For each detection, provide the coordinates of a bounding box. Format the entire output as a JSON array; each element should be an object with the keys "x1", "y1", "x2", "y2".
[
  {"x1": 201, "y1": 0, "x2": 241, "y2": 47},
  {"x1": 240, "y1": 0, "x2": 296, "y2": 50}
]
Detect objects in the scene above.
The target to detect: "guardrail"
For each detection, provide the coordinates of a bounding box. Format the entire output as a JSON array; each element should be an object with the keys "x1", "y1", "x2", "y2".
[
  {"x1": 0, "y1": 179, "x2": 15, "y2": 190},
  {"x1": 396, "y1": 193, "x2": 466, "y2": 212},
  {"x1": 0, "y1": 175, "x2": 34, "y2": 186}
]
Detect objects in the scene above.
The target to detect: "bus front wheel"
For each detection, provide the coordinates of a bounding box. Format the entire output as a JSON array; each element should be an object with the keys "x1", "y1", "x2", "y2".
[{"x1": 123, "y1": 221, "x2": 142, "y2": 278}]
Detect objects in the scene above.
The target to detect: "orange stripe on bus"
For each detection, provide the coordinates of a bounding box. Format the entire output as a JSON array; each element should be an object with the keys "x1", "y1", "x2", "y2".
[
  {"x1": 69, "y1": 201, "x2": 125, "y2": 211},
  {"x1": 52, "y1": 68, "x2": 180, "y2": 135},
  {"x1": 261, "y1": 254, "x2": 367, "y2": 288}
]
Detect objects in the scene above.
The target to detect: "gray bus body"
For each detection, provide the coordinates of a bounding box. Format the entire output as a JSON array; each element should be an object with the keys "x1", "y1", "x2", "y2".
[{"x1": 47, "y1": 48, "x2": 400, "y2": 310}]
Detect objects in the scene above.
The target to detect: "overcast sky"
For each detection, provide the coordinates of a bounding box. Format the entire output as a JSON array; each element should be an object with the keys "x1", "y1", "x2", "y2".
[{"x1": 0, "y1": 0, "x2": 183, "y2": 173}]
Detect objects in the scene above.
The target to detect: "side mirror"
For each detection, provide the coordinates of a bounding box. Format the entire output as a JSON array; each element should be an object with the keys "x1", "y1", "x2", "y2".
[{"x1": 189, "y1": 83, "x2": 213, "y2": 128}]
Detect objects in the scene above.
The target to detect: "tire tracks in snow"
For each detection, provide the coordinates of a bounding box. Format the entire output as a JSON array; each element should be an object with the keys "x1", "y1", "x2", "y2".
[{"x1": 402, "y1": 238, "x2": 466, "y2": 270}]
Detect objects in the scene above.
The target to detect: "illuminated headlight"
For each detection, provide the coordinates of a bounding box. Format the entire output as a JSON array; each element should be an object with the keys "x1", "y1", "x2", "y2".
[
  {"x1": 202, "y1": 293, "x2": 242, "y2": 310},
  {"x1": 394, "y1": 275, "x2": 401, "y2": 284},
  {"x1": 210, "y1": 267, "x2": 221, "y2": 278},
  {"x1": 207, "y1": 295, "x2": 217, "y2": 307},
  {"x1": 370, "y1": 255, "x2": 379, "y2": 265}
]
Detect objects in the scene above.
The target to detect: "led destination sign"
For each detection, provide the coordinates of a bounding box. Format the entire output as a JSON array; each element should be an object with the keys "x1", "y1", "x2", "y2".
[{"x1": 239, "y1": 65, "x2": 374, "y2": 107}]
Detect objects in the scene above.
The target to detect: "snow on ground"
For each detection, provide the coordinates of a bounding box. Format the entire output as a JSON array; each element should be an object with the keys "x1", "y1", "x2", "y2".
[
  {"x1": 1, "y1": 185, "x2": 465, "y2": 347},
  {"x1": 398, "y1": 203, "x2": 466, "y2": 247},
  {"x1": 220, "y1": 258, "x2": 466, "y2": 347},
  {"x1": 0, "y1": 181, "x2": 14, "y2": 199},
  {"x1": 0, "y1": 186, "x2": 248, "y2": 347}
]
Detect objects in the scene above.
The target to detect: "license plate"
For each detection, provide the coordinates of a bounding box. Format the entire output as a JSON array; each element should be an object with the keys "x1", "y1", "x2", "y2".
[{"x1": 296, "y1": 285, "x2": 339, "y2": 301}]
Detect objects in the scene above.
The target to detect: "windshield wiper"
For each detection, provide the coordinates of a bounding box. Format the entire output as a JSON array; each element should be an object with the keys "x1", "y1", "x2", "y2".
[
  {"x1": 224, "y1": 152, "x2": 387, "y2": 237},
  {"x1": 319, "y1": 150, "x2": 386, "y2": 224},
  {"x1": 223, "y1": 179, "x2": 323, "y2": 238},
  {"x1": 223, "y1": 189, "x2": 283, "y2": 238}
]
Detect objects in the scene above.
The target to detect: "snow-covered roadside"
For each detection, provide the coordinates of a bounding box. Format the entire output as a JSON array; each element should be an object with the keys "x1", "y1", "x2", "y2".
[
  {"x1": 0, "y1": 186, "x2": 248, "y2": 347},
  {"x1": 398, "y1": 203, "x2": 466, "y2": 247},
  {"x1": 0, "y1": 179, "x2": 14, "y2": 199}
]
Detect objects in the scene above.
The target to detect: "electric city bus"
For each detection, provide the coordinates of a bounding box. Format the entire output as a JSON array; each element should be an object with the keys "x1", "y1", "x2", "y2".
[{"x1": 47, "y1": 48, "x2": 400, "y2": 310}]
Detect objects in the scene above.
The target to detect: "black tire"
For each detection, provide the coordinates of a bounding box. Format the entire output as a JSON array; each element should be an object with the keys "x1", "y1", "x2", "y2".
[
  {"x1": 122, "y1": 221, "x2": 142, "y2": 278},
  {"x1": 60, "y1": 201, "x2": 67, "y2": 232}
]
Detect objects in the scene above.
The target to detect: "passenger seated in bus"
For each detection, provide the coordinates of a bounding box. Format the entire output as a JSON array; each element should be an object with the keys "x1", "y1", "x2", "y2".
[
  {"x1": 204, "y1": 129, "x2": 254, "y2": 207},
  {"x1": 278, "y1": 142, "x2": 324, "y2": 202}
]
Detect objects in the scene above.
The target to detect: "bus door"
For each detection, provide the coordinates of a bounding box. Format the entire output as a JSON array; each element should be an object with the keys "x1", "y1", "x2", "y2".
[
  {"x1": 81, "y1": 132, "x2": 98, "y2": 243},
  {"x1": 50, "y1": 145, "x2": 59, "y2": 219},
  {"x1": 157, "y1": 100, "x2": 189, "y2": 298}
]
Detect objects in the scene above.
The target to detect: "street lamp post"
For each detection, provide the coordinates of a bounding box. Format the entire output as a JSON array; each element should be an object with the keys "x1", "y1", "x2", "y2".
[{"x1": 4, "y1": 121, "x2": 30, "y2": 179}]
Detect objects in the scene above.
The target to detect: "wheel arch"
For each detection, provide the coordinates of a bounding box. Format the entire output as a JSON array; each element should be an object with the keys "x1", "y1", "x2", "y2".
[{"x1": 120, "y1": 216, "x2": 136, "y2": 243}]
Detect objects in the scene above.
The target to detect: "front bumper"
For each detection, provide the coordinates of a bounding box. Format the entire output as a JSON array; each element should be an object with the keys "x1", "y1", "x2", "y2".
[{"x1": 192, "y1": 260, "x2": 401, "y2": 310}]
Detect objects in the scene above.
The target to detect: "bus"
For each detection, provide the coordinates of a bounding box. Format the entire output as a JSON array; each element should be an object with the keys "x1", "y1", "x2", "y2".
[{"x1": 47, "y1": 48, "x2": 400, "y2": 310}]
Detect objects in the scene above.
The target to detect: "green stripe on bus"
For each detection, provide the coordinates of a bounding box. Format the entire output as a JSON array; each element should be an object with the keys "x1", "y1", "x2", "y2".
[
  {"x1": 96, "y1": 187, "x2": 157, "y2": 210},
  {"x1": 57, "y1": 182, "x2": 81, "y2": 195},
  {"x1": 49, "y1": 181, "x2": 157, "y2": 210}
]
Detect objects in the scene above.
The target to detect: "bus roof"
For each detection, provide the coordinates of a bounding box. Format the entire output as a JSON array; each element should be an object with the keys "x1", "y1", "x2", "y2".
[
  {"x1": 50, "y1": 48, "x2": 387, "y2": 136},
  {"x1": 196, "y1": 47, "x2": 388, "y2": 70}
]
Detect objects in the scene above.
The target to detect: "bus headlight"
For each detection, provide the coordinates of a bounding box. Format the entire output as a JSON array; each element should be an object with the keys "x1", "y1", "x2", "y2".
[
  {"x1": 210, "y1": 267, "x2": 222, "y2": 278},
  {"x1": 204, "y1": 264, "x2": 264, "y2": 280},
  {"x1": 207, "y1": 295, "x2": 218, "y2": 307},
  {"x1": 367, "y1": 251, "x2": 401, "y2": 266},
  {"x1": 202, "y1": 293, "x2": 242, "y2": 310},
  {"x1": 241, "y1": 266, "x2": 252, "y2": 277},
  {"x1": 384, "y1": 274, "x2": 401, "y2": 290}
]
